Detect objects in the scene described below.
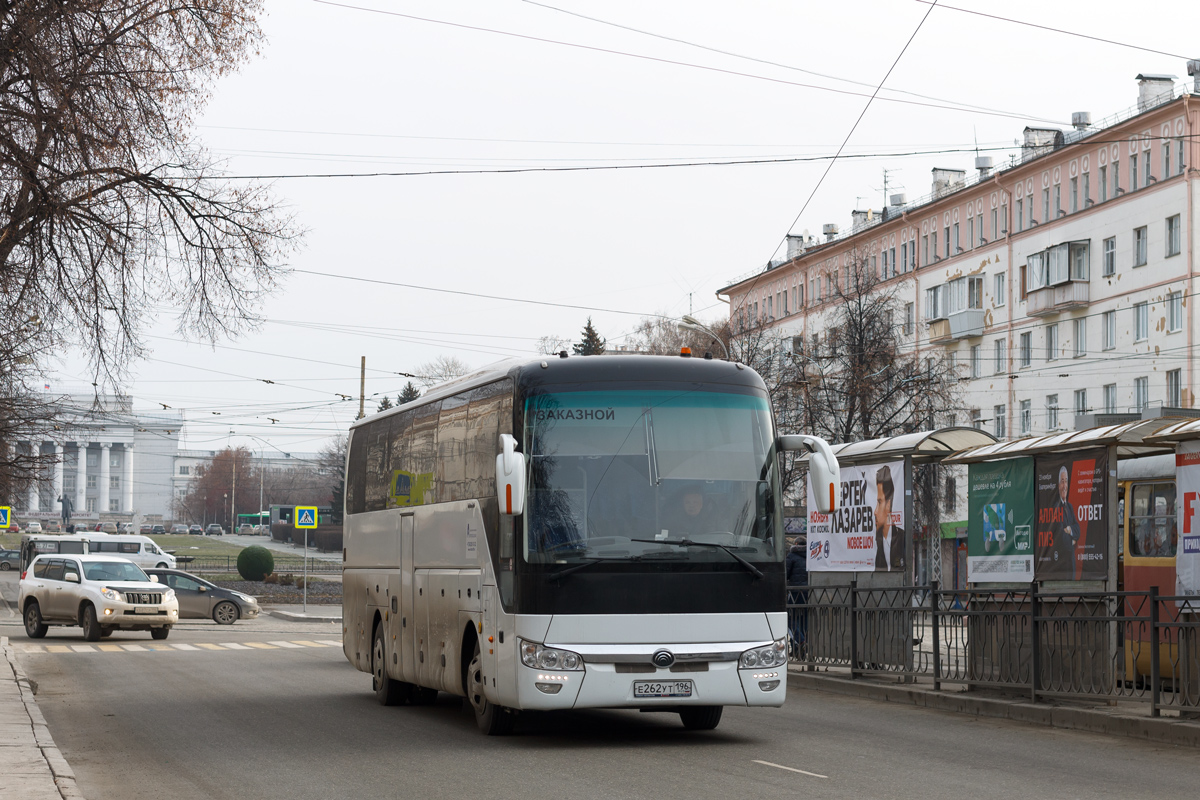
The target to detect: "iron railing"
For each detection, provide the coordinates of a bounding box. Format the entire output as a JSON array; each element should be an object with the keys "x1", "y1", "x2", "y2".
[{"x1": 787, "y1": 581, "x2": 1200, "y2": 715}]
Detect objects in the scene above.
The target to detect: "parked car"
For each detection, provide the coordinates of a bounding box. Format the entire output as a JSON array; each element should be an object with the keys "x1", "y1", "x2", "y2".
[
  {"x1": 205, "y1": 524, "x2": 224, "y2": 536},
  {"x1": 97, "y1": 522, "x2": 118, "y2": 534},
  {"x1": 188, "y1": 525, "x2": 203, "y2": 536},
  {"x1": 151, "y1": 524, "x2": 166, "y2": 535},
  {"x1": 237, "y1": 524, "x2": 254, "y2": 535},
  {"x1": 19, "y1": 554, "x2": 179, "y2": 641},
  {"x1": 0, "y1": 548, "x2": 19, "y2": 571},
  {"x1": 170, "y1": 524, "x2": 188, "y2": 535},
  {"x1": 139, "y1": 524, "x2": 153, "y2": 534},
  {"x1": 25, "y1": 521, "x2": 42, "y2": 533},
  {"x1": 6, "y1": 521, "x2": 20, "y2": 533},
  {"x1": 144, "y1": 568, "x2": 260, "y2": 625}
]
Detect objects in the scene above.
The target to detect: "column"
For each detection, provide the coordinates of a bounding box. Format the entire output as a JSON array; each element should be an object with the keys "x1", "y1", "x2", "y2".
[
  {"x1": 28, "y1": 442, "x2": 40, "y2": 512},
  {"x1": 52, "y1": 444, "x2": 64, "y2": 518},
  {"x1": 99, "y1": 442, "x2": 111, "y2": 513},
  {"x1": 76, "y1": 444, "x2": 88, "y2": 514},
  {"x1": 123, "y1": 443, "x2": 134, "y2": 514}
]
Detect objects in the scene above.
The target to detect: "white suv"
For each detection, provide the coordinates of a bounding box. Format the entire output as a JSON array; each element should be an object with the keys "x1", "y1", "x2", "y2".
[{"x1": 19, "y1": 554, "x2": 179, "y2": 641}]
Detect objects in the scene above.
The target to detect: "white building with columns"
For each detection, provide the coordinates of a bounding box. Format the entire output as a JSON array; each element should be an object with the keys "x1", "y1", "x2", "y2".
[{"x1": 14, "y1": 394, "x2": 183, "y2": 525}]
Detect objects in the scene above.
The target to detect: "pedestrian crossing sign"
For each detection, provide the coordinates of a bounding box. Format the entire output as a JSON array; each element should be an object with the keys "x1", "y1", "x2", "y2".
[
  {"x1": 0, "y1": 507, "x2": 9, "y2": 528},
  {"x1": 295, "y1": 506, "x2": 318, "y2": 529}
]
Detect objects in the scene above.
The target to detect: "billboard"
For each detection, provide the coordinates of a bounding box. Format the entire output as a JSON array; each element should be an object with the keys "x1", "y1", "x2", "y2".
[
  {"x1": 1175, "y1": 440, "x2": 1200, "y2": 597},
  {"x1": 807, "y1": 460, "x2": 905, "y2": 572},
  {"x1": 1033, "y1": 448, "x2": 1109, "y2": 581},
  {"x1": 967, "y1": 458, "x2": 1035, "y2": 582}
]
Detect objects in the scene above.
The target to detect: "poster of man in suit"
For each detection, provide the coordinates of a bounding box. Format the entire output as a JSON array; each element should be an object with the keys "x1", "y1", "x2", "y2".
[
  {"x1": 807, "y1": 460, "x2": 905, "y2": 573},
  {"x1": 1034, "y1": 449, "x2": 1108, "y2": 580}
]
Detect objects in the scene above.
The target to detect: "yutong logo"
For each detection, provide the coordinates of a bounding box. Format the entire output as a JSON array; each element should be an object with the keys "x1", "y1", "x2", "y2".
[
  {"x1": 652, "y1": 649, "x2": 675, "y2": 668},
  {"x1": 1184, "y1": 536, "x2": 1200, "y2": 554}
]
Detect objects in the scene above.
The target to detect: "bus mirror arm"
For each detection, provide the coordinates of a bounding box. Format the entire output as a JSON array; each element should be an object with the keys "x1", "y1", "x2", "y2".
[
  {"x1": 496, "y1": 434, "x2": 526, "y2": 516},
  {"x1": 777, "y1": 434, "x2": 840, "y2": 514}
]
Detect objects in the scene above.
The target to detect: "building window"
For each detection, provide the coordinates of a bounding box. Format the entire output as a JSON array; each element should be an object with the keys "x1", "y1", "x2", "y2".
[
  {"x1": 1135, "y1": 377, "x2": 1149, "y2": 412},
  {"x1": 87, "y1": 453, "x2": 97, "y2": 468},
  {"x1": 1169, "y1": 291, "x2": 1183, "y2": 332},
  {"x1": 1113, "y1": 159, "x2": 1120, "y2": 194},
  {"x1": 1167, "y1": 214, "x2": 1181, "y2": 257},
  {"x1": 994, "y1": 272, "x2": 1005, "y2": 306},
  {"x1": 1099, "y1": 165, "x2": 1108, "y2": 202},
  {"x1": 1073, "y1": 318, "x2": 1086, "y2": 357},
  {"x1": 1053, "y1": 184, "x2": 1061, "y2": 217},
  {"x1": 901, "y1": 244, "x2": 908, "y2": 274},
  {"x1": 946, "y1": 476, "x2": 957, "y2": 512},
  {"x1": 1046, "y1": 323, "x2": 1059, "y2": 361},
  {"x1": 1134, "y1": 302, "x2": 1149, "y2": 341},
  {"x1": 1103, "y1": 310, "x2": 1116, "y2": 350},
  {"x1": 1134, "y1": 226, "x2": 1147, "y2": 266},
  {"x1": 1082, "y1": 172, "x2": 1090, "y2": 207},
  {"x1": 994, "y1": 405, "x2": 1006, "y2": 439},
  {"x1": 1020, "y1": 400, "x2": 1032, "y2": 436},
  {"x1": 1016, "y1": 199, "x2": 1023, "y2": 232},
  {"x1": 110, "y1": 475, "x2": 119, "y2": 490},
  {"x1": 1046, "y1": 394, "x2": 1060, "y2": 430},
  {"x1": 1042, "y1": 188, "x2": 1050, "y2": 222},
  {"x1": 904, "y1": 303, "x2": 914, "y2": 336},
  {"x1": 1069, "y1": 177, "x2": 1078, "y2": 213},
  {"x1": 990, "y1": 208, "x2": 998, "y2": 239},
  {"x1": 86, "y1": 498, "x2": 96, "y2": 513},
  {"x1": 109, "y1": 499, "x2": 119, "y2": 512},
  {"x1": 1168, "y1": 369, "x2": 1182, "y2": 408},
  {"x1": 1179, "y1": 138, "x2": 1186, "y2": 173},
  {"x1": 63, "y1": 475, "x2": 75, "y2": 493},
  {"x1": 970, "y1": 410, "x2": 982, "y2": 430},
  {"x1": 1104, "y1": 384, "x2": 1117, "y2": 414},
  {"x1": 110, "y1": 454, "x2": 119, "y2": 468},
  {"x1": 944, "y1": 225, "x2": 950, "y2": 259},
  {"x1": 953, "y1": 223, "x2": 960, "y2": 254},
  {"x1": 922, "y1": 234, "x2": 929, "y2": 265},
  {"x1": 1075, "y1": 389, "x2": 1087, "y2": 416},
  {"x1": 179, "y1": 465, "x2": 189, "y2": 476},
  {"x1": 967, "y1": 217, "x2": 974, "y2": 251},
  {"x1": 86, "y1": 475, "x2": 97, "y2": 489},
  {"x1": 1144, "y1": 150, "x2": 1153, "y2": 187},
  {"x1": 1102, "y1": 237, "x2": 1115, "y2": 276},
  {"x1": 970, "y1": 344, "x2": 981, "y2": 379},
  {"x1": 1164, "y1": 141, "x2": 1171, "y2": 180},
  {"x1": 994, "y1": 338, "x2": 1006, "y2": 374},
  {"x1": 1019, "y1": 332, "x2": 1032, "y2": 368},
  {"x1": 1131, "y1": 154, "x2": 1139, "y2": 191}
]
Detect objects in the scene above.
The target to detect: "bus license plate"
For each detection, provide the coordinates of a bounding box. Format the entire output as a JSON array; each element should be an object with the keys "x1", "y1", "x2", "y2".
[
  {"x1": 134, "y1": 607, "x2": 157, "y2": 614},
  {"x1": 633, "y1": 680, "x2": 693, "y2": 698}
]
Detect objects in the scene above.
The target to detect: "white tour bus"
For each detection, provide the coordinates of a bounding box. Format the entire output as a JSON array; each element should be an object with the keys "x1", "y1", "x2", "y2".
[{"x1": 342, "y1": 354, "x2": 838, "y2": 734}]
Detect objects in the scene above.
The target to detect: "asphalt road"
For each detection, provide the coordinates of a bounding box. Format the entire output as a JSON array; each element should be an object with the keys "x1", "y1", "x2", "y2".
[{"x1": 1, "y1": 571, "x2": 1195, "y2": 800}]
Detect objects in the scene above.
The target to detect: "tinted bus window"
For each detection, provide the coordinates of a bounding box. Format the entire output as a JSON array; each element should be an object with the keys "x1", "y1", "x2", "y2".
[
  {"x1": 407, "y1": 400, "x2": 441, "y2": 506},
  {"x1": 438, "y1": 395, "x2": 470, "y2": 503},
  {"x1": 364, "y1": 419, "x2": 391, "y2": 512},
  {"x1": 346, "y1": 428, "x2": 368, "y2": 515},
  {"x1": 1129, "y1": 482, "x2": 1176, "y2": 557},
  {"x1": 465, "y1": 381, "x2": 510, "y2": 500},
  {"x1": 387, "y1": 410, "x2": 413, "y2": 508}
]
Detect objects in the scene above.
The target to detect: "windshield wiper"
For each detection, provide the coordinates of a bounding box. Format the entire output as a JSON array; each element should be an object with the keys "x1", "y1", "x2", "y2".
[
  {"x1": 544, "y1": 556, "x2": 642, "y2": 583},
  {"x1": 630, "y1": 538, "x2": 764, "y2": 580}
]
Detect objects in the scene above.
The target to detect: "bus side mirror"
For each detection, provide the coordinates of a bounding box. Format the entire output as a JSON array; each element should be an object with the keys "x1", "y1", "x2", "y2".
[
  {"x1": 778, "y1": 434, "x2": 840, "y2": 514},
  {"x1": 496, "y1": 433, "x2": 526, "y2": 516}
]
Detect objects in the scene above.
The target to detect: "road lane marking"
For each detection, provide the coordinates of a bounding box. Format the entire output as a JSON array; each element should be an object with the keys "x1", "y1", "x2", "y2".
[
  {"x1": 753, "y1": 760, "x2": 828, "y2": 779},
  {"x1": 15, "y1": 645, "x2": 43, "y2": 653},
  {"x1": 219, "y1": 643, "x2": 252, "y2": 650},
  {"x1": 268, "y1": 641, "x2": 303, "y2": 648},
  {"x1": 146, "y1": 644, "x2": 174, "y2": 651},
  {"x1": 171, "y1": 643, "x2": 200, "y2": 651},
  {"x1": 70, "y1": 645, "x2": 96, "y2": 653},
  {"x1": 98, "y1": 645, "x2": 122, "y2": 652},
  {"x1": 292, "y1": 640, "x2": 332, "y2": 648},
  {"x1": 317, "y1": 640, "x2": 342, "y2": 646},
  {"x1": 46, "y1": 645, "x2": 71, "y2": 653},
  {"x1": 244, "y1": 642, "x2": 278, "y2": 649},
  {"x1": 120, "y1": 644, "x2": 147, "y2": 652}
]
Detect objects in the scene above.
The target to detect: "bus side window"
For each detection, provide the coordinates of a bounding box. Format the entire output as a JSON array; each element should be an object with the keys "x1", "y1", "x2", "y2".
[{"x1": 1129, "y1": 482, "x2": 1177, "y2": 557}]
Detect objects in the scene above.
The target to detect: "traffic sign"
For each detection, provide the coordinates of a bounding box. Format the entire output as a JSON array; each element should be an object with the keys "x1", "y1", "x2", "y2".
[
  {"x1": 0, "y1": 507, "x2": 9, "y2": 528},
  {"x1": 295, "y1": 506, "x2": 318, "y2": 529}
]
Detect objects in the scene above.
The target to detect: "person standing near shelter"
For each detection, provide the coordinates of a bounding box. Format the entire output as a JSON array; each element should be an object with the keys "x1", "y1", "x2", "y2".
[
  {"x1": 874, "y1": 466, "x2": 905, "y2": 572},
  {"x1": 786, "y1": 536, "x2": 808, "y2": 657}
]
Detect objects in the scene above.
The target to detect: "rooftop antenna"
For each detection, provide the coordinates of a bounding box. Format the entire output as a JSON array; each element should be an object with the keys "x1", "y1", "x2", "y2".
[{"x1": 881, "y1": 168, "x2": 897, "y2": 210}]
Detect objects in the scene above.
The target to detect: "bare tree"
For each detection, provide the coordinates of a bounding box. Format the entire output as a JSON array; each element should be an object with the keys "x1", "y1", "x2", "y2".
[
  {"x1": 625, "y1": 313, "x2": 728, "y2": 356},
  {"x1": 535, "y1": 335, "x2": 571, "y2": 355},
  {"x1": 416, "y1": 355, "x2": 471, "y2": 387}
]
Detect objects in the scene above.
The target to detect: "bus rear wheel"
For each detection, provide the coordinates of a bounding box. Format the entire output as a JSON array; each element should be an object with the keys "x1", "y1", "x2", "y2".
[
  {"x1": 468, "y1": 639, "x2": 513, "y2": 735},
  {"x1": 372, "y1": 625, "x2": 410, "y2": 706},
  {"x1": 679, "y1": 706, "x2": 723, "y2": 731}
]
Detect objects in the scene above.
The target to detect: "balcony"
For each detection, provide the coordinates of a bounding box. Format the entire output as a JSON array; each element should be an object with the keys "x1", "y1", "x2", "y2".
[
  {"x1": 1027, "y1": 281, "x2": 1090, "y2": 317},
  {"x1": 927, "y1": 318, "x2": 951, "y2": 343},
  {"x1": 947, "y1": 309, "x2": 985, "y2": 339}
]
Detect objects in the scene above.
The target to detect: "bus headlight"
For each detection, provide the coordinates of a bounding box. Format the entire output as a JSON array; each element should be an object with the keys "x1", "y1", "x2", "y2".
[
  {"x1": 740, "y1": 639, "x2": 787, "y2": 668},
  {"x1": 519, "y1": 639, "x2": 583, "y2": 670}
]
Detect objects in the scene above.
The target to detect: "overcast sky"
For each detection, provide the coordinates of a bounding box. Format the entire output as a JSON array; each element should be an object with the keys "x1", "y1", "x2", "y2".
[{"x1": 49, "y1": 0, "x2": 1198, "y2": 453}]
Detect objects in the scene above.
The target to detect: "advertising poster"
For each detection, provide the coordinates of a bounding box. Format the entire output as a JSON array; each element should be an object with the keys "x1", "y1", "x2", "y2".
[
  {"x1": 1033, "y1": 448, "x2": 1109, "y2": 580},
  {"x1": 966, "y1": 458, "x2": 1035, "y2": 582},
  {"x1": 807, "y1": 460, "x2": 905, "y2": 572},
  {"x1": 1175, "y1": 440, "x2": 1200, "y2": 597}
]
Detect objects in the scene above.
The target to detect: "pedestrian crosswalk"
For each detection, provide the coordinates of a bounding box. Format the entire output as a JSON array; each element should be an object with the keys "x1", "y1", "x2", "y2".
[{"x1": 13, "y1": 639, "x2": 342, "y2": 655}]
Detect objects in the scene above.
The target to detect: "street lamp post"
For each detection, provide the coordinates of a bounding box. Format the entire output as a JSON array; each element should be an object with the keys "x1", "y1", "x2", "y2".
[
  {"x1": 677, "y1": 315, "x2": 730, "y2": 360},
  {"x1": 223, "y1": 493, "x2": 228, "y2": 531}
]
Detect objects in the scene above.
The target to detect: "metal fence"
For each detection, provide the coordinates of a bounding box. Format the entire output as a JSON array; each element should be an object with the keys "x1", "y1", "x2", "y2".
[
  {"x1": 176, "y1": 555, "x2": 342, "y2": 574},
  {"x1": 787, "y1": 581, "x2": 1200, "y2": 716}
]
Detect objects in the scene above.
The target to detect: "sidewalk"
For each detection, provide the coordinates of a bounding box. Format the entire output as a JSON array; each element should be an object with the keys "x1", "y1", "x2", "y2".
[
  {"x1": 262, "y1": 603, "x2": 343, "y2": 623},
  {"x1": 788, "y1": 666, "x2": 1200, "y2": 748},
  {"x1": 1, "y1": 636, "x2": 84, "y2": 800}
]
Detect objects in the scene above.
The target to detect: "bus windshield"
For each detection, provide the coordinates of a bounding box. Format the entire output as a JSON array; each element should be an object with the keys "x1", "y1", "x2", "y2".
[{"x1": 524, "y1": 388, "x2": 781, "y2": 565}]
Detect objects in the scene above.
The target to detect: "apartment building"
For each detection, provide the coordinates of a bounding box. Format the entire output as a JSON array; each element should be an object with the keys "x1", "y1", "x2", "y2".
[{"x1": 720, "y1": 72, "x2": 1200, "y2": 442}]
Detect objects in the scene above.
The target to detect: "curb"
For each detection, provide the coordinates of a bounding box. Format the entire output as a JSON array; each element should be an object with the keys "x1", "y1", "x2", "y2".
[
  {"x1": 2, "y1": 635, "x2": 86, "y2": 800},
  {"x1": 787, "y1": 669, "x2": 1200, "y2": 748},
  {"x1": 266, "y1": 610, "x2": 342, "y2": 623}
]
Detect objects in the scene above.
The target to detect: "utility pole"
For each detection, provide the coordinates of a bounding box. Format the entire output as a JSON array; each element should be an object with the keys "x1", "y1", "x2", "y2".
[
  {"x1": 357, "y1": 356, "x2": 366, "y2": 420},
  {"x1": 231, "y1": 456, "x2": 236, "y2": 534}
]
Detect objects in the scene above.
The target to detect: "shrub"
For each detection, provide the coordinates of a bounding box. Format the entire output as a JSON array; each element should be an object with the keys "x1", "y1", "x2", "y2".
[
  {"x1": 280, "y1": 573, "x2": 295, "y2": 586},
  {"x1": 295, "y1": 576, "x2": 306, "y2": 590},
  {"x1": 263, "y1": 573, "x2": 279, "y2": 584},
  {"x1": 236, "y1": 546, "x2": 275, "y2": 581}
]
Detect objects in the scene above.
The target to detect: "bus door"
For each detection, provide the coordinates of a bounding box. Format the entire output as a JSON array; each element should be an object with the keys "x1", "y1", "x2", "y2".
[{"x1": 395, "y1": 514, "x2": 416, "y2": 681}]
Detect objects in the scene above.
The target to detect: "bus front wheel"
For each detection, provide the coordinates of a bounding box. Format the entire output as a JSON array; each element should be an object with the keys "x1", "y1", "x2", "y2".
[
  {"x1": 468, "y1": 639, "x2": 513, "y2": 735},
  {"x1": 372, "y1": 624, "x2": 410, "y2": 706},
  {"x1": 679, "y1": 706, "x2": 723, "y2": 731}
]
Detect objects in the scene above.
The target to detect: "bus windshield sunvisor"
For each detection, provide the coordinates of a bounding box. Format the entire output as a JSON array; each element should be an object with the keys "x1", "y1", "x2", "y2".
[{"x1": 524, "y1": 389, "x2": 781, "y2": 564}]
